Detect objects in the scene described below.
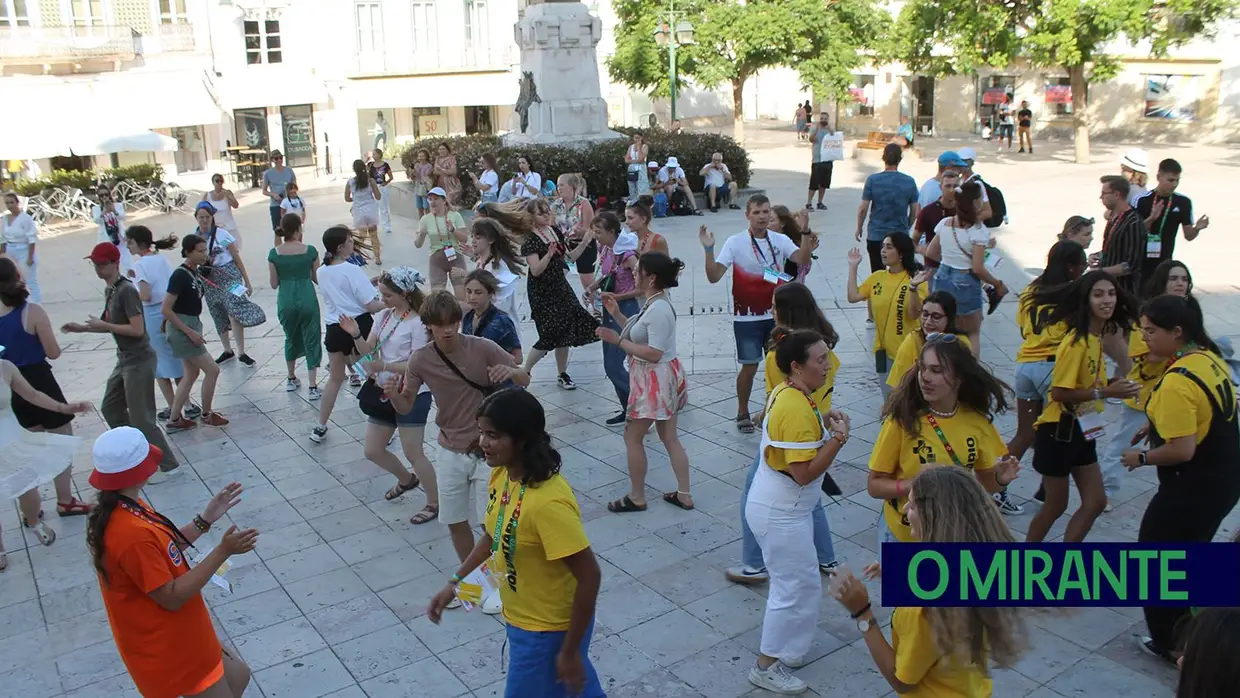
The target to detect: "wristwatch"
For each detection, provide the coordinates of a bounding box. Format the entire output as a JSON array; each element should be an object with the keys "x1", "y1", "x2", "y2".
[
  {"x1": 1138, "y1": 450, "x2": 1148, "y2": 466},
  {"x1": 856, "y1": 616, "x2": 874, "y2": 634}
]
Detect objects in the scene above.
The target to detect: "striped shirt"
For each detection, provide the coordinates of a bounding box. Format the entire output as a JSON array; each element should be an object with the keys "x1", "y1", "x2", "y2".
[{"x1": 1101, "y1": 208, "x2": 1146, "y2": 297}]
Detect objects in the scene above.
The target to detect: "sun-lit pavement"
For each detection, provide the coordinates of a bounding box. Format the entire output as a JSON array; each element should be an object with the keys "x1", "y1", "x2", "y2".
[{"x1": 4, "y1": 123, "x2": 1237, "y2": 697}]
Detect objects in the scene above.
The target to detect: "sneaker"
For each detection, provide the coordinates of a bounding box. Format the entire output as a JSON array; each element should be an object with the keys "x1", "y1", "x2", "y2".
[
  {"x1": 782, "y1": 655, "x2": 812, "y2": 669},
  {"x1": 165, "y1": 417, "x2": 197, "y2": 433},
  {"x1": 481, "y1": 593, "x2": 503, "y2": 615},
  {"x1": 1033, "y1": 485, "x2": 1046, "y2": 503},
  {"x1": 157, "y1": 408, "x2": 171, "y2": 421},
  {"x1": 238, "y1": 353, "x2": 256, "y2": 367},
  {"x1": 729, "y1": 203, "x2": 741, "y2": 210},
  {"x1": 1018, "y1": 148, "x2": 1026, "y2": 153},
  {"x1": 1135, "y1": 636, "x2": 1176, "y2": 666},
  {"x1": 285, "y1": 377, "x2": 301, "y2": 392},
  {"x1": 185, "y1": 403, "x2": 203, "y2": 419},
  {"x1": 747, "y1": 661, "x2": 807, "y2": 695},
  {"x1": 985, "y1": 285, "x2": 1006, "y2": 315},
  {"x1": 815, "y1": 203, "x2": 827, "y2": 211},
  {"x1": 865, "y1": 318, "x2": 875, "y2": 325},
  {"x1": 557, "y1": 373, "x2": 576, "y2": 390},
  {"x1": 819, "y1": 560, "x2": 840, "y2": 576},
  {"x1": 446, "y1": 597, "x2": 462, "y2": 610},
  {"x1": 726, "y1": 565, "x2": 770, "y2": 585},
  {"x1": 310, "y1": 425, "x2": 329, "y2": 443},
  {"x1": 215, "y1": 350, "x2": 235, "y2": 364},
  {"x1": 307, "y1": 386, "x2": 322, "y2": 401},
  {"x1": 805, "y1": 203, "x2": 813, "y2": 211},
  {"x1": 349, "y1": 374, "x2": 363, "y2": 388},
  {"x1": 201, "y1": 412, "x2": 230, "y2": 427},
  {"x1": 993, "y1": 491, "x2": 1024, "y2": 515},
  {"x1": 605, "y1": 412, "x2": 626, "y2": 426}
]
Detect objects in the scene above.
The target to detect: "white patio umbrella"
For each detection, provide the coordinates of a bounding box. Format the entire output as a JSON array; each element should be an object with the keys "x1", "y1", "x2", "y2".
[{"x1": 70, "y1": 130, "x2": 178, "y2": 157}]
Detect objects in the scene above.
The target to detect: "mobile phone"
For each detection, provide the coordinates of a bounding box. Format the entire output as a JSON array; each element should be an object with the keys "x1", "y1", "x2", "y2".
[{"x1": 1054, "y1": 409, "x2": 1076, "y2": 443}]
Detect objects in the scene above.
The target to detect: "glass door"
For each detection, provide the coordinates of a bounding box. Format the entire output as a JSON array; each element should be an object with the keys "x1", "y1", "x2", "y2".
[{"x1": 280, "y1": 105, "x2": 315, "y2": 168}]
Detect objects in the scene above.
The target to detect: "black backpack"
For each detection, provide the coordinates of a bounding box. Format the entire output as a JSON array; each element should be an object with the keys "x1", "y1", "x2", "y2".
[
  {"x1": 670, "y1": 189, "x2": 695, "y2": 216},
  {"x1": 979, "y1": 178, "x2": 1006, "y2": 228}
]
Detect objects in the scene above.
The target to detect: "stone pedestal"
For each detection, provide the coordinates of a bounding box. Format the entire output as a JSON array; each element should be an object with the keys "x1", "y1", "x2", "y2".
[{"x1": 505, "y1": 1, "x2": 622, "y2": 145}]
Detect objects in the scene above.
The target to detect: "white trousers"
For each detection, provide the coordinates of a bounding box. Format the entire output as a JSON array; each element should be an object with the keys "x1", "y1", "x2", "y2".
[
  {"x1": 6, "y1": 243, "x2": 39, "y2": 303},
  {"x1": 745, "y1": 463, "x2": 821, "y2": 660},
  {"x1": 378, "y1": 184, "x2": 392, "y2": 233},
  {"x1": 1101, "y1": 404, "x2": 1148, "y2": 499}
]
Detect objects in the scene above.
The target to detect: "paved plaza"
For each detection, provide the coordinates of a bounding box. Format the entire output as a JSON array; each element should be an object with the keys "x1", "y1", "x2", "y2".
[{"x1": 3, "y1": 127, "x2": 1238, "y2": 697}]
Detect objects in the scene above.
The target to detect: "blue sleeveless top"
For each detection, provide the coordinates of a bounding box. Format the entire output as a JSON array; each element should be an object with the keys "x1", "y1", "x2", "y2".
[{"x1": 0, "y1": 304, "x2": 46, "y2": 366}]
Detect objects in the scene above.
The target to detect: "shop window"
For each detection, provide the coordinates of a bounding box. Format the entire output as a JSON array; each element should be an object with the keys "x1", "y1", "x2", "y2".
[
  {"x1": 465, "y1": 106, "x2": 493, "y2": 135},
  {"x1": 1144, "y1": 74, "x2": 1198, "y2": 121},
  {"x1": 1, "y1": 0, "x2": 32, "y2": 27},
  {"x1": 159, "y1": 0, "x2": 187, "y2": 23},
  {"x1": 847, "y1": 75, "x2": 875, "y2": 117},
  {"x1": 280, "y1": 105, "x2": 315, "y2": 168},
  {"x1": 1043, "y1": 78, "x2": 1073, "y2": 117},
  {"x1": 234, "y1": 108, "x2": 269, "y2": 151},
  {"x1": 413, "y1": 107, "x2": 445, "y2": 139},
  {"x1": 244, "y1": 19, "x2": 282, "y2": 64},
  {"x1": 171, "y1": 126, "x2": 206, "y2": 173}
]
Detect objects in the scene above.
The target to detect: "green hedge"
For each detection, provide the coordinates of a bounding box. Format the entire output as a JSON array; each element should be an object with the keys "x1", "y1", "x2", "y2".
[
  {"x1": 400, "y1": 129, "x2": 751, "y2": 208},
  {"x1": 12, "y1": 163, "x2": 164, "y2": 197}
]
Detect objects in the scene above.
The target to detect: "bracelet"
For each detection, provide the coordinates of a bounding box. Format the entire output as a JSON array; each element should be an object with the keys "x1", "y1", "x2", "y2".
[
  {"x1": 1092, "y1": 387, "x2": 1103, "y2": 402},
  {"x1": 703, "y1": 245, "x2": 714, "y2": 254},
  {"x1": 192, "y1": 514, "x2": 211, "y2": 533},
  {"x1": 450, "y1": 573, "x2": 463, "y2": 585},
  {"x1": 895, "y1": 480, "x2": 904, "y2": 498},
  {"x1": 351, "y1": 332, "x2": 362, "y2": 340},
  {"x1": 850, "y1": 602, "x2": 872, "y2": 620}
]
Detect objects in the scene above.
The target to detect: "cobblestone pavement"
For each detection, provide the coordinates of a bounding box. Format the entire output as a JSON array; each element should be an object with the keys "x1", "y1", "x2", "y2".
[{"x1": 3, "y1": 128, "x2": 1237, "y2": 697}]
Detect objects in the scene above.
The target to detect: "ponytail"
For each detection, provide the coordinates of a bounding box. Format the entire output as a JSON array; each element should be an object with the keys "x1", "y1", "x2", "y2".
[{"x1": 86, "y1": 491, "x2": 122, "y2": 585}]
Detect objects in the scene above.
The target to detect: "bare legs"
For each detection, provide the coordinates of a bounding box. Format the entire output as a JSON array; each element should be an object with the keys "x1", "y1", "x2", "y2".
[
  {"x1": 449, "y1": 523, "x2": 475, "y2": 562},
  {"x1": 522, "y1": 347, "x2": 571, "y2": 376},
  {"x1": 621, "y1": 417, "x2": 693, "y2": 508},
  {"x1": 157, "y1": 378, "x2": 176, "y2": 411},
  {"x1": 1025, "y1": 464, "x2": 1107, "y2": 543},
  {"x1": 956, "y1": 313, "x2": 983, "y2": 358},
  {"x1": 185, "y1": 651, "x2": 251, "y2": 698},
  {"x1": 219, "y1": 319, "x2": 246, "y2": 357},
  {"x1": 171, "y1": 354, "x2": 220, "y2": 419},
  {"x1": 316, "y1": 353, "x2": 349, "y2": 429},
  {"x1": 286, "y1": 360, "x2": 318, "y2": 388},
  {"x1": 1006, "y1": 398, "x2": 1042, "y2": 461}
]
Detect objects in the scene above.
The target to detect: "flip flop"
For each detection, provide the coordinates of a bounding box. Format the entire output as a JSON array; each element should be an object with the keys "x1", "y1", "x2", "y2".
[{"x1": 607, "y1": 496, "x2": 647, "y2": 513}]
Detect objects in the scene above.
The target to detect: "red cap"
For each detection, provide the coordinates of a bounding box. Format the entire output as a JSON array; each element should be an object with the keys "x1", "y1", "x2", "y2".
[{"x1": 85, "y1": 242, "x2": 121, "y2": 264}]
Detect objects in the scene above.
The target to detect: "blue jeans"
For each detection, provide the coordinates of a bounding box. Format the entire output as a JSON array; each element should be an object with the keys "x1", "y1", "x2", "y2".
[
  {"x1": 740, "y1": 451, "x2": 836, "y2": 568},
  {"x1": 603, "y1": 298, "x2": 639, "y2": 409},
  {"x1": 505, "y1": 619, "x2": 605, "y2": 698}
]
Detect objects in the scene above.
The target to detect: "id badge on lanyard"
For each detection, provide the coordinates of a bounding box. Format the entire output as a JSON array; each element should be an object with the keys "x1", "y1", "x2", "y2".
[
  {"x1": 763, "y1": 268, "x2": 794, "y2": 284},
  {"x1": 1146, "y1": 234, "x2": 1162, "y2": 259},
  {"x1": 1077, "y1": 408, "x2": 1106, "y2": 441},
  {"x1": 983, "y1": 250, "x2": 1003, "y2": 272}
]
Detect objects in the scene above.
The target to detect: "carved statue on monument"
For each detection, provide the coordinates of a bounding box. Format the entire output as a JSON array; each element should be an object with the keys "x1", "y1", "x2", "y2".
[{"x1": 515, "y1": 72, "x2": 542, "y2": 134}]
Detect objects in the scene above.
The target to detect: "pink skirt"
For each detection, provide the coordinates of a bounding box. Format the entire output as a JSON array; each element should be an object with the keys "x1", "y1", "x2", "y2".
[{"x1": 626, "y1": 357, "x2": 688, "y2": 421}]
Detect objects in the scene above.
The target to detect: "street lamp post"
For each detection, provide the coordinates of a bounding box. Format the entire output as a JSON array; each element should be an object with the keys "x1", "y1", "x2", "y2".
[{"x1": 653, "y1": 2, "x2": 694, "y2": 123}]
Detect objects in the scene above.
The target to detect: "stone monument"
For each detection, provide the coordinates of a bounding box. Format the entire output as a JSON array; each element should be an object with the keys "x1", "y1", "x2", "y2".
[{"x1": 506, "y1": 0, "x2": 623, "y2": 144}]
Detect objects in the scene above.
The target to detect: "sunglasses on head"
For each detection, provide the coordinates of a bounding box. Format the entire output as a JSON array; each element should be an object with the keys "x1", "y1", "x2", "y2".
[{"x1": 925, "y1": 332, "x2": 958, "y2": 344}]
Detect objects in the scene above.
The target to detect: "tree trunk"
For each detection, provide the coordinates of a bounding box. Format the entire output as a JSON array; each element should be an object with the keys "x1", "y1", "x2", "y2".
[
  {"x1": 1069, "y1": 64, "x2": 1090, "y2": 164},
  {"x1": 732, "y1": 77, "x2": 745, "y2": 143}
]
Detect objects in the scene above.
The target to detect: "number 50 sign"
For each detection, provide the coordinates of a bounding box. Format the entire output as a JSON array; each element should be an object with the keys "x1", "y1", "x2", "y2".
[{"x1": 418, "y1": 116, "x2": 441, "y2": 135}]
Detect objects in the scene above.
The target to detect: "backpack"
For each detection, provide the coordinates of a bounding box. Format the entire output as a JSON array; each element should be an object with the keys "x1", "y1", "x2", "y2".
[
  {"x1": 670, "y1": 189, "x2": 694, "y2": 216},
  {"x1": 979, "y1": 177, "x2": 1006, "y2": 228}
]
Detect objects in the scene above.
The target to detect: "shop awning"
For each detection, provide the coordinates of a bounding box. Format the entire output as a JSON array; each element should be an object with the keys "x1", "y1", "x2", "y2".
[
  {"x1": 0, "y1": 80, "x2": 94, "y2": 159},
  {"x1": 344, "y1": 72, "x2": 518, "y2": 110},
  {"x1": 91, "y1": 72, "x2": 223, "y2": 129},
  {"x1": 70, "y1": 129, "x2": 179, "y2": 157}
]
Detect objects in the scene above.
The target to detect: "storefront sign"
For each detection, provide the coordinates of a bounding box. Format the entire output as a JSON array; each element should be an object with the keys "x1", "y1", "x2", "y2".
[
  {"x1": 281, "y1": 105, "x2": 314, "y2": 168},
  {"x1": 982, "y1": 87, "x2": 1008, "y2": 105},
  {"x1": 1045, "y1": 85, "x2": 1072, "y2": 104}
]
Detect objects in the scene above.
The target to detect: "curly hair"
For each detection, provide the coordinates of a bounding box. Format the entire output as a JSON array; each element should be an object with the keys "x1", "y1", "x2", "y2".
[
  {"x1": 909, "y1": 466, "x2": 1029, "y2": 670},
  {"x1": 476, "y1": 388, "x2": 562, "y2": 485},
  {"x1": 885, "y1": 336, "x2": 1011, "y2": 436}
]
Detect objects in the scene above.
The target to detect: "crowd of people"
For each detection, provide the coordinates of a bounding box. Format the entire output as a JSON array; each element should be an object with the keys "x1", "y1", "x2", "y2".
[{"x1": 0, "y1": 132, "x2": 1236, "y2": 698}]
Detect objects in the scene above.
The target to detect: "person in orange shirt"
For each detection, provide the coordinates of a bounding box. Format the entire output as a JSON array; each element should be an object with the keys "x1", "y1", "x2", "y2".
[{"x1": 86, "y1": 426, "x2": 259, "y2": 698}]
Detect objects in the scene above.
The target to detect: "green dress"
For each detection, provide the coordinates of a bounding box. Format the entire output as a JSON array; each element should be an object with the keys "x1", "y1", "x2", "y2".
[{"x1": 268, "y1": 246, "x2": 322, "y2": 368}]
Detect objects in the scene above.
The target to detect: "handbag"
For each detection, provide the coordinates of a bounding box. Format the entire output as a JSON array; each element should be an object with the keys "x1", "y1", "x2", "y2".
[
  {"x1": 432, "y1": 342, "x2": 496, "y2": 395},
  {"x1": 626, "y1": 170, "x2": 640, "y2": 183},
  {"x1": 357, "y1": 379, "x2": 395, "y2": 420}
]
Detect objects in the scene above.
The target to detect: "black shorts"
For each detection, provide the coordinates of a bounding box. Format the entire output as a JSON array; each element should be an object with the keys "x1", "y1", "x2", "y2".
[
  {"x1": 1032, "y1": 421, "x2": 1098, "y2": 477},
  {"x1": 866, "y1": 239, "x2": 885, "y2": 273},
  {"x1": 809, "y1": 161, "x2": 834, "y2": 190},
  {"x1": 11, "y1": 361, "x2": 74, "y2": 431},
  {"x1": 572, "y1": 239, "x2": 598, "y2": 274},
  {"x1": 324, "y1": 313, "x2": 374, "y2": 355}
]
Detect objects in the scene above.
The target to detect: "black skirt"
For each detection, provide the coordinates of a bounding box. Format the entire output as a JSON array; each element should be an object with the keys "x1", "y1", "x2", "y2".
[{"x1": 11, "y1": 361, "x2": 74, "y2": 431}]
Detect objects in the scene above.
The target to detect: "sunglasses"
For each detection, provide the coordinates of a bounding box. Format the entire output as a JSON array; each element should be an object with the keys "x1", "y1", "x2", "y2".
[{"x1": 925, "y1": 332, "x2": 958, "y2": 344}]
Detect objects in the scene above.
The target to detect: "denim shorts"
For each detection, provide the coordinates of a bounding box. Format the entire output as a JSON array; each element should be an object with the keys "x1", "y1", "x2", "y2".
[
  {"x1": 366, "y1": 390, "x2": 432, "y2": 428},
  {"x1": 415, "y1": 195, "x2": 429, "y2": 210},
  {"x1": 933, "y1": 265, "x2": 984, "y2": 316},
  {"x1": 734, "y1": 318, "x2": 776, "y2": 365},
  {"x1": 1013, "y1": 360, "x2": 1055, "y2": 401}
]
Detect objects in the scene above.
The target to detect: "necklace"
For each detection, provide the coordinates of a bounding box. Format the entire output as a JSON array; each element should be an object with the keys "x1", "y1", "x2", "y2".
[{"x1": 927, "y1": 403, "x2": 958, "y2": 418}]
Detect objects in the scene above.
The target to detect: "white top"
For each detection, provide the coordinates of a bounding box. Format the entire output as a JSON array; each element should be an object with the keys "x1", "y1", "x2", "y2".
[
  {"x1": 935, "y1": 218, "x2": 991, "y2": 270},
  {"x1": 203, "y1": 227, "x2": 237, "y2": 266},
  {"x1": 370, "y1": 308, "x2": 429, "y2": 392},
  {"x1": 512, "y1": 172, "x2": 541, "y2": 199},
  {"x1": 478, "y1": 169, "x2": 499, "y2": 194},
  {"x1": 917, "y1": 176, "x2": 942, "y2": 209},
  {"x1": 319, "y1": 262, "x2": 379, "y2": 321},
  {"x1": 1, "y1": 211, "x2": 37, "y2": 245},
  {"x1": 280, "y1": 196, "x2": 306, "y2": 216},
  {"x1": 703, "y1": 163, "x2": 730, "y2": 189},
  {"x1": 622, "y1": 295, "x2": 677, "y2": 363},
  {"x1": 716, "y1": 230, "x2": 800, "y2": 321},
  {"x1": 351, "y1": 178, "x2": 378, "y2": 208},
  {"x1": 92, "y1": 202, "x2": 126, "y2": 244},
  {"x1": 657, "y1": 166, "x2": 686, "y2": 184},
  {"x1": 205, "y1": 191, "x2": 237, "y2": 231},
  {"x1": 964, "y1": 173, "x2": 991, "y2": 202},
  {"x1": 482, "y1": 259, "x2": 520, "y2": 302},
  {"x1": 132, "y1": 253, "x2": 175, "y2": 308}
]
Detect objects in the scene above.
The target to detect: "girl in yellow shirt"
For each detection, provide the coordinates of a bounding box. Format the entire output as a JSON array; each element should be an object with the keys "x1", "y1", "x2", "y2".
[
  {"x1": 885, "y1": 291, "x2": 971, "y2": 390},
  {"x1": 830, "y1": 466, "x2": 1029, "y2": 698},
  {"x1": 428, "y1": 389, "x2": 605, "y2": 698},
  {"x1": 845, "y1": 232, "x2": 928, "y2": 397},
  {"x1": 1025, "y1": 271, "x2": 1140, "y2": 544}
]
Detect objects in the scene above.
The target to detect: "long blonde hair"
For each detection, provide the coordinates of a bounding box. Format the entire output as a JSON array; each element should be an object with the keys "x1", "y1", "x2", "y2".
[
  {"x1": 477, "y1": 200, "x2": 535, "y2": 239},
  {"x1": 910, "y1": 467, "x2": 1028, "y2": 671}
]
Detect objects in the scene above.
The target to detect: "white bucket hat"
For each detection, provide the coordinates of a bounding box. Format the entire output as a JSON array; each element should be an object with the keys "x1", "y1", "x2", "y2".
[
  {"x1": 665, "y1": 156, "x2": 680, "y2": 169},
  {"x1": 1120, "y1": 148, "x2": 1149, "y2": 174},
  {"x1": 90, "y1": 426, "x2": 162, "y2": 491}
]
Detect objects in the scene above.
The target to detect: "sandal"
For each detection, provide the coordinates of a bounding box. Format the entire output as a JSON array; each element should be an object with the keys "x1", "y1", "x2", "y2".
[
  {"x1": 409, "y1": 504, "x2": 439, "y2": 525},
  {"x1": 663, "y1": 491, "x2": 695, "y2": 511},
  {"x1": 32, "y1": 522, "x2": 56, "y2": 547},
  {"x1": 607, "y1": 495, "x2": 647, "y2": 513},
  {"x1": 385, "y1": 475, "x2": 420, "y2": 501},
  {"x1": 736, "y1": 416, "x2": 755, "y2": 434},
  {"x1": 57, "y1": 498, "x2": 93, "y2": 517}
]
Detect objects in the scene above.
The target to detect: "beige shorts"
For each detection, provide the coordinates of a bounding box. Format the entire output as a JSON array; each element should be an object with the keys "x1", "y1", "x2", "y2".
[{"x1": 436, "y1": 447, "x2": 489, "y2": 525}]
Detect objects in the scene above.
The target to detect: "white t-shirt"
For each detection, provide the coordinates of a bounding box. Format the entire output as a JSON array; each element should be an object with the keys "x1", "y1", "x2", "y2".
[
  {"x1": 702, "y1": 164, "x2": 729, "y2": 189},
  {"x1": 1127, "y1": 183, "x2": 1148, "y2": 209},
  {"x1": 483, "y1": 259, "x2": 520, "y2": 302},
  {"x1": 204, "y1": 227, "x2": 237, "y2": 266},
  {"x1": 370, "y1": 308, "x2": 429, "y2": 393},
  {"x1": 715, "y1": 230, "x2": 799, "y2": 321},
  {"x1": 1, "y1": 211, "x2": 38, "y2": 245},
  {"x1": 132, "y1": 253, "x2": 175, "y2": 308},
  {"x1": 478, "y1": 169, "x2": 499, "y2": 194},
  {"x1": 917, "y1": 177, "x2": 942, "y2": 209},
  {"x1": 935, "y1": 218, "x2": 991, "y2": 271},
  {"x1": 512, "y1": 172, "x2": 541, "y2": 199},
  {"x1": 93, "y1": 202, "x2": 126, "y2": 244},
  {"x1": 280, "y1": 196, "x2": 306, "y2": 216},
  {"x1": 657, "y1": 166, "x2": 686, "y2": 184},
  {"x1": 319, "y1": 262, "x2": 379, "y2": 321}
]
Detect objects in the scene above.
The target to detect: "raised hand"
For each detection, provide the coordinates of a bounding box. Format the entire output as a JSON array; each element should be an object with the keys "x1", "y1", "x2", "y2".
[
  {"x1": 217, "y1": 525, "x2": 259, "y2": 556},
  {"x1": 337, "y1": 314, "x2": 359, "y2": 338},
  {"x1": 601, "y1": 293, "x2": 619, "y2": 315},
  {"x1": 698, "y1": 225, "x2": 714, "y2": 248},
  {"x1": 911, "y1": 268, "x2": 933, "y2": 287},
  {"x1": 847, "y1": 248, "x2": 863, "y2": 267},
  {"x1": 202, "y1": 483, "x2": 244, "y2": 523}
]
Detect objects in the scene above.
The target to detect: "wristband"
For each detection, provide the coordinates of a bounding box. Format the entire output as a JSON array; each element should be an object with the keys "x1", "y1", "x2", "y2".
[
  {"x1": 192, "y1": 514, "x2": 211, "y2": 533},
  {"x1": 351, "y1": 332, "x2": 362, "y2": 340},
  {"x1": 703, "y1": 245, "x2": 714, "y2": 254},
  {"x1": 1093, "y1": 387, "x2": 1103, "y2": 402},
  {"x1": 450, "y1": 573, "x2": 463, "y2": 585},
  {"x1": 850, "y1": 602, "x2": 872, "y2": 620},
  {"x1": 895, "y1": 480, "x2": 904, "y2": 498}
]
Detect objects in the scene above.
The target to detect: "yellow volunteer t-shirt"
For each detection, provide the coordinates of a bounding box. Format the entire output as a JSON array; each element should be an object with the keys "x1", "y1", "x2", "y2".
[
  {"x1": 1015, "y1": 289, "x2": 1067, "y2": 363},
  {"x1": 764, "y1": 348, "x2": 841, "y2": 412},
  {"x1": 1036, "y1": 331, "x2": 1106, "y2": 426},
  {"x1": 891, "y1": 606, "x2": 993, "y2": 698},
  {"x1": 484, "y1": 468, "x2": 591, "y2": 632},
  {"x1": 869, "y1": 409, "x2": 1003, "y2": 542},
  {"x1": 859, "y1": 270, "x2": 927, "y2": 354},
  {"x1": 762, "y1": 384, "x2": 824, "y2": 472},
  {"x1": 886, "y1": 332, "x2": 971, "y2": 389},
  {"x1": 1125, "y1": 328, "x2": 1169, "y2": 411},
  {"x1": 1146, "y1": 352, "x2": 1235, "y2": 445}
]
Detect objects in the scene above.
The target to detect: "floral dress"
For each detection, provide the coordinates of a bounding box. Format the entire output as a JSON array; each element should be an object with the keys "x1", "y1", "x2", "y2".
[
  {"x1": 520, "y1": 228, "x2": 600, "y2": 351},
  {"x1": 435, "y1": 154, "x2": 461, "y2": 206}
]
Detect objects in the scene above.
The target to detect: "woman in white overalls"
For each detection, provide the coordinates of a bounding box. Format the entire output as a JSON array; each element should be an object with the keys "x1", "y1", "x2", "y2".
[{"x1": 744, "y1": 328, "x2": 850, "y2": 696}]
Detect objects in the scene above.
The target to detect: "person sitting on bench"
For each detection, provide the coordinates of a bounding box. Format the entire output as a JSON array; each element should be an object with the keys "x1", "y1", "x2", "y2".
[{"x1": 700, "y1": 152, "x2": 740, "y2": 213}]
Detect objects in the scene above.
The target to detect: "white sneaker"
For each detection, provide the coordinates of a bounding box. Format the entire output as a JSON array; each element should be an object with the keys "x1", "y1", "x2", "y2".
[
  {"x1": 310, "y1": 425, "x2": 328, "y2": 443},
  {"x1": 748, "y1": 661, "x2": 807, "y2": 694},
  {"x1": 481, "y1": 592, "x2": 503, "y2": 615},
  {"x1": 725, "y1": 566, "x2": 769, "y2": 585},
  {"x1": 307, "y1": 386, "x2": 322, "y2": 401},
  {"x1": 285, "y1": 377, "x2": 300, "y2": 392},
  {"x1": 446, "y1": 597, "x2": 462, "y2": 610}
]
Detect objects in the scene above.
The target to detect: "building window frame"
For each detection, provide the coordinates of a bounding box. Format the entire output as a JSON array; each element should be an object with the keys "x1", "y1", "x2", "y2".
[
  {"x1": 1043, "y1": 77, "x2": 1073, "y2": 118},
  {"x1": 1, "y1": 0, "x2": 34, "y2": 27},
  {"x1": 63, "y1": 0, "x2": 111, "y2": 29},
  {"x1": 244, "y1": 17, "x2": 282, "y2": 64},
  {"x1": 154, "y1": 0, "x2": 188, "y2": 24},
  {"x1": 355, "y1": 1, "x2": 383, "y2": 55},
  {"x1": 410, "y1": 0, "x2": 438, "y2": 56},
  {"x1": 464, "y1": 0, "x2": 489, "y2": 52},
  {"x1": 1142, "y1": 73, "x2": 1199, "y2": 122}
]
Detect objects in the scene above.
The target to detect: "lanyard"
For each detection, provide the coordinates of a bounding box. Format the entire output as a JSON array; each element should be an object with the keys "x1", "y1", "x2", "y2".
[
  {"x1": 102, "y1": 276, "x2": 130, "y2": 321},
  {"x1": 490, "y1": 477, "x2": 527, "y2": 592},
  {"x1": 1153, "y1": 194, "x2": 1174, "y2": 235},
  {"x1": 431, "y1": 216, "x2": 454, "y2": 248},
  {"x1": 117, "y1": 496, "x2": 194, "y2": 551},
  {"x1": 924, "y1": 413, "x2": 964, "y2": 468},
  {"x1": 772, "y1": 382, "x2": 826, "y2": 437},
  {"x1": 749, "y1": 232, "x2": 778, "y2": 269},
  {"x1": 365, "y1": 310, "x2": 410, "y2": 361}
]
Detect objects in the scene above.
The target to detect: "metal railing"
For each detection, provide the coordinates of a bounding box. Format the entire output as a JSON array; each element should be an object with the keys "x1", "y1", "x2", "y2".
[{"x1": 0, "y1": 25, "x2": 139, "y2": 65}]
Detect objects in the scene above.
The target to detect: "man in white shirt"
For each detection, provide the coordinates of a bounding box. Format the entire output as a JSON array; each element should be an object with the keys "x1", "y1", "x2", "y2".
[
  {"x1": 657, "y1": 157, "x2": 701, "y2": 215},
  {"x1": 698, "y1": 195, "x2": 816, "y2": 433},
  {"x1": 699, "y1": 152, "x2": 740, "y2": 213},
  {"x1": 918, "y1": 151, "x2": 968, "y2": 209}
]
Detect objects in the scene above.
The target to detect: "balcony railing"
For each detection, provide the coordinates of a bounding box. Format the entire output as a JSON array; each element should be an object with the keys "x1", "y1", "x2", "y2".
[
  {"x1": 136, "y1": 23, "x2": 198, "y2": 55},
  {"x1": 351, "y1": 43, "x2": 517, "y2": 77},
  {"x1": 0, "y1": 25, "x2": 139, "y2": 66}
]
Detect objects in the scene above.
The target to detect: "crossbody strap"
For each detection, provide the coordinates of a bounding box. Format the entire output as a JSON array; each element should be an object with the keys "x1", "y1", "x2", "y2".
[{"x1": 432, "y1": 342, "x2": 491, "y2": 393}]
